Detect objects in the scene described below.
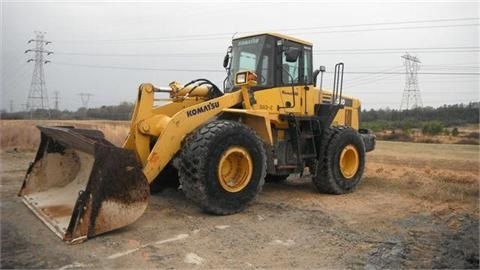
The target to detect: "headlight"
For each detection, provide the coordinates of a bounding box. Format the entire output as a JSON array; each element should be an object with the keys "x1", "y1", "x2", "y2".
[
  {"x1": 236, "y1": 73, "x2": 246, "y2": 84},
  {"x1": 235, "y1": 71, "x2": 257, "y2": 87}
]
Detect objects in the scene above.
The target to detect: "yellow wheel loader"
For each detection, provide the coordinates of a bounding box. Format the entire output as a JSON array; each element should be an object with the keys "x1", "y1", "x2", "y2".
[{"x1": 19, "y1": 33, "x2": 375, "y2": 243}]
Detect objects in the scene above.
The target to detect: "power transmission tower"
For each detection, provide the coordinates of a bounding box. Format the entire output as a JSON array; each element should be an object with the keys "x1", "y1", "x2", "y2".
[
  {"x1": 25, "y1": 31, "x2": 53, "y2": 118},
  {"x1": 78, "y1": 92, "x2": 93, "y2": 108},
  {"x1": 78, "y1": 92, "x2": 93, "y2": 119},
  {"x1": 9, "y1": 100, "x2": 14, "y2": 112},
  {"x1": 400, "y1": 53, "x2": 423, "y2": 110},
  {"x1": 53, "y1": 91, "x2": 60, "y2": 110}
]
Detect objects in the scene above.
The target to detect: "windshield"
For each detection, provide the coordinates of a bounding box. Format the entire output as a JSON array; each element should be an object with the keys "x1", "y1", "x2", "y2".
[{"x1": 228, "y1": 35, "x2": 274, "y2": 90}]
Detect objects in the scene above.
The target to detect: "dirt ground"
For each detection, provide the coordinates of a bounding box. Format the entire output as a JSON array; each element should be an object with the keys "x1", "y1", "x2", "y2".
[{"x1": 1, "y1": 141, "x2": 479, "y2": 269}]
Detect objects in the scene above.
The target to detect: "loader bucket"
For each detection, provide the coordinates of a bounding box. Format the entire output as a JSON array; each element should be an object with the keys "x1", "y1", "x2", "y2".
[{"x1": 19, "y1": 126, "x2": 149, "y2": 244}]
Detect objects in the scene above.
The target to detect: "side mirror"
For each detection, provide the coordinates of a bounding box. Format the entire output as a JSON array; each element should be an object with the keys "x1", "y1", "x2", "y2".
[
  {"x1": 223, "y1": 46, "x2": 232, "y2": 68},
  {"x1": 285, "y1": 47, "x2": 300, "y2": 62},
  {"x1": 223, "y1": 54, "x2": 229, "y2": 68},
  {"x1": 314, "y1": 66, "x2": 327, "y2": 88}
]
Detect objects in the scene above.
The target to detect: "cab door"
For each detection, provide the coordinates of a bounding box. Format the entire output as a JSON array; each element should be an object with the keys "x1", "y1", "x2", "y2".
[{"x1": 277, "y1": 41, "x2": 309, "y2": 115}]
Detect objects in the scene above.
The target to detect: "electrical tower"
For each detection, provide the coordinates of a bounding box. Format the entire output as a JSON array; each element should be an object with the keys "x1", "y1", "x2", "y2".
[
  {"x1": 400, "y1": 53, "x2": 423, "y2": 110},
  {"x1": 53, "y1": 91, "x2": 60, "y2": 110},
  {"x1": 78, "y1": 93, "x2": 93, "y2": 108},
  {"x1": 25, "y1": 31, "x2": 53, "y2": 118}
]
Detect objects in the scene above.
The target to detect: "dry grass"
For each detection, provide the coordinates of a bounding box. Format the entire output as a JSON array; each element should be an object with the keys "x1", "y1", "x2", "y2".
[
  {"x1": 365, "y1": 140, "x2": 479, "y2": 214},
  {"x1": 372, "y1": 140, "x2": 480, "y2": 162},
  {"x1": 0, "y1": 120, "x2": 130, "y2": 150},
  {"x1": 376, "y1": 125, "x2": 480, "y2": 145}
]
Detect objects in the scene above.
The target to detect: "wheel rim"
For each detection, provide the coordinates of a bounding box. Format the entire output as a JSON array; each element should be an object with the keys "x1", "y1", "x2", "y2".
[
  {"x1": 339, "y1": 144, "x2": 359, "y2": 179},
  {"x1": 217, "y1": 146, "x2": 253, "y2": 193}
]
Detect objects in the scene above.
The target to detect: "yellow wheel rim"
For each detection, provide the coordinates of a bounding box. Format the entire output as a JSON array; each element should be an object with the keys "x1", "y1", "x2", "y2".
[
  {"x1": 217, "y1": 147, "x2": 253, "y2": 193},
  {"x1": 339, "y1": 144, "x2": 359, "y2": 179}
]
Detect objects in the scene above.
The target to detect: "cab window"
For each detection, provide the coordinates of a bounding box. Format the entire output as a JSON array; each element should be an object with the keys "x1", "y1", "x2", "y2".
[
  {"x1": 230, "y1": 35, "x2": 275, "y2": 89},
  {"x1": 282, "y1": 53, "x2": 299, "y2": 85},
  {"x1": 303, "y1": 47, "x2": 312, "y2": 84},
  {"x1": 239, "y1": 51, "x2": 256, "y2": 71}
]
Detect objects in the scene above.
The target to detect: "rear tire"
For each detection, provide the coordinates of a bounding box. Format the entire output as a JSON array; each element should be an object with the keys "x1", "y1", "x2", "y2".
[
  {"x1": 312, "y1": 126, "x2": 365, "y2": 194},
  {"x1": 179, "y1": 120, "x2": 266, "y2": 215}
]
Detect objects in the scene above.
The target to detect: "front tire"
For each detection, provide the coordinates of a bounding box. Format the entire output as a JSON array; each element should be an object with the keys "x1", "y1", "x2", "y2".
[
  {"x1": 312, "y1": 126, "x2": 365, "y2": 194},
  {"x1": 179, "y1": 120, "x2": 266, "y2": 215}
]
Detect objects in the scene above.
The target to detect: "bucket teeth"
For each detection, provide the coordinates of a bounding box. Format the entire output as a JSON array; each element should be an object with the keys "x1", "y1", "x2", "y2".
[{"x1": 19, "y1": 126, "x2": 149, "y2": 244}]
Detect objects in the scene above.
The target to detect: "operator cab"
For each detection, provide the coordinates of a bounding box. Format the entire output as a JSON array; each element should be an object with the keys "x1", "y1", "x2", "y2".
[{"x1": 224, "y1": 33, "x2": 313, "y2": 91}]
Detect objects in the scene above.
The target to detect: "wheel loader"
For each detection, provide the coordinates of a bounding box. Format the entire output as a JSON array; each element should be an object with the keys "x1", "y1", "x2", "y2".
[{"x1": 19, "y1": 33, "x2": 375, "y2": 243}]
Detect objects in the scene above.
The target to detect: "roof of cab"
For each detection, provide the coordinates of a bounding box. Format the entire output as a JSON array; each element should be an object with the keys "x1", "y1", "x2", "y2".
[{"x1": 233, "y1": 32, "x2": 312, "y2": 46}]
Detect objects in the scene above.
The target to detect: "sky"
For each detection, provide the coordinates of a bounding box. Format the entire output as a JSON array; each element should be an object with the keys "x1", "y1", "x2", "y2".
[{"x1": 1, "y1": 1, "x2": 479, "y2": 111}]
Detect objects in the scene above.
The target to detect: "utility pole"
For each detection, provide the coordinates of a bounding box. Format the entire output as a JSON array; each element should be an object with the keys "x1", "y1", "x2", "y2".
[
  {"x1": 53, "y1": 91, "x2": 60, "y2": 110},
  {"x1": 9, "y1": 100, "x2": 14, "y2": 112},
  {"x1": 25, "y1": 31, "x2": 53, "y2": 118},
  {"x1": 400, "y1": 53, "x2": 423, "y2": 110}
]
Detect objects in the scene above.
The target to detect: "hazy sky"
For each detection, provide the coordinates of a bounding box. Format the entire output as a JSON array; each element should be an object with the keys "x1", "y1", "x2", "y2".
[{"x1": 1, "y1": 1, "x2": 479, "y2": 111}]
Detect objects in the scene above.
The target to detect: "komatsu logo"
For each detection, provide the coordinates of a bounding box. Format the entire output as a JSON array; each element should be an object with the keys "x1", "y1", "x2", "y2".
[
  {"x1": 186, "y1": 102, "x2": 220, "y2": 117},
  {"x1": 238, "y1": 38, "x2": 260, "y2": 46}
]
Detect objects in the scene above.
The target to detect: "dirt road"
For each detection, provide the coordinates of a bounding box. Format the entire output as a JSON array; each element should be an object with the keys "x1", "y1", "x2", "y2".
[{"x1": 1, "y1": 141, "x2": 478, "y2": 269}]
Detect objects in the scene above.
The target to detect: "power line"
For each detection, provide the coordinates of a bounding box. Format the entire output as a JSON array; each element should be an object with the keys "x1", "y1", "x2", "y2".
[
  {"x1": 345, "y1": 66, "x2": 404, "y2": 86},
  {"x1": 315, "y1": 46, "x2": 479, "y2": 52},
  {"x1": 1, "y1": 64, "x2": 32, "y2": 96},
  {"x1": 55, "y1": 17, "x2": 479, "y2": 43},
  {"x1": 346, "y1": 78, "x2": 478, "y2": 86},
  {"x1": 346, "y1": 91, "x2": 477, "y2": 94},
  {"x1": 314, "y1": 46, "x2": 480, "y2": 55},
  {"x1": 50, "y1": 61, "x2": 480, "y2": 75},
  {"x1": 347, "y1": 73, "x2": 401, "y2": 88},
  {"x1": 353, "y1": 62, "x2": 480, "y2": 68},
  {"x1": 50, "y1": 61, "x2": 224, "y2": 73},
  {"x1": 332, "y1": 71, "x2": 480, "y2": 75},
  {"x1": 1, "y1": 61, "x2": 29, "y2": 80},
  {"x1": 291, "y1": 23, "x2": 479, "y2": 36},
  {"x1": 2, "y1": 66, "x2": 32, "y2": 98},
  {"x1": 346, "y1": 66, "x2": 404, "y2": 79},
  {"x1": 1, "y1": 54, "x2": 30, "y2": 79},
  {"x1": 314, "y1": 50, "x2": 480, "y2": 55},
  {"x1": 54, "y1": 52, "x2": 220, "y2": 58},
  {"x1": 423, "y1": 63, "x2": 480, "y2": 68},
  {"x1": 53, "y1": 46, "x2": 480, "y2": 58},
  {"x1": 278, "y1": 17, "x2": 479, "y2": 32},
  {"x1": 365, "y1": 99, "x2": 478, "y2": 105},
  {"x1": 423, "y1": 66, "x2": 480, "y2": 70}
]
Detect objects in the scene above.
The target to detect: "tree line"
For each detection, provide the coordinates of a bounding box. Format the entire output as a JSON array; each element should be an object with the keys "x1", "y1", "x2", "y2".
[
  {"x1": 360, "y1": 102, "x2": 479, "y2": 133},
  {"x1": 0, "y1": 102, "x2": 134, "y2": 120},
  {"x1": 1, "y1": 102, "x2": 478, "y2": 132}
]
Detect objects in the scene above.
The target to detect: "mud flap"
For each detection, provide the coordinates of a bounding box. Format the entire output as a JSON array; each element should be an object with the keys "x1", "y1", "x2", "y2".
[{"x1": 19, "y1": 126, "x2": 149, "y2": 244}]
